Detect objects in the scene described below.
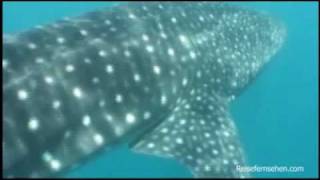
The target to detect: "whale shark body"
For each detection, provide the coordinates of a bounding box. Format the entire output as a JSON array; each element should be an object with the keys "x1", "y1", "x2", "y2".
[{"x1": 3, "y1": 2, "x2": 286, "y2": 178}]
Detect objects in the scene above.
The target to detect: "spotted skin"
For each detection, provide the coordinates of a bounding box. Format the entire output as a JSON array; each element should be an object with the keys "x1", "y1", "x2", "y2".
[{"x1": 3, "y1": 2, "x2": 285, "y2": 178}]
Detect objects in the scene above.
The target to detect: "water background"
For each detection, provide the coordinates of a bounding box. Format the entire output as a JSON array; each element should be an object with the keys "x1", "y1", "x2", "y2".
[{"x1": 3, "y1": 2, "x2": 318, "y2": 178}]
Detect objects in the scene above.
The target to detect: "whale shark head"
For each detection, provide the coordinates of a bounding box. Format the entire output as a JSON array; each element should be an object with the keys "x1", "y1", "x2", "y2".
[
  {"x1": 189, "y1": 4, "x2": 287, "y2": 98},
  {"x1": 3, "y1": 2, "x2": 286, "y2": 178}
]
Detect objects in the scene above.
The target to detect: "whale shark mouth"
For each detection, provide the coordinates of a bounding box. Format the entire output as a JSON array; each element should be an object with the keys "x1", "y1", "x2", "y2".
[{"x1": 3, "y1": 2, "x2": 286, "y2": 178}]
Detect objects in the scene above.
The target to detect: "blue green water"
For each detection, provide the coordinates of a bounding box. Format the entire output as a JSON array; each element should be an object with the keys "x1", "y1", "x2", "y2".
[{"x1": 3, "y1": 2, "x2": 318, "y2": 178}]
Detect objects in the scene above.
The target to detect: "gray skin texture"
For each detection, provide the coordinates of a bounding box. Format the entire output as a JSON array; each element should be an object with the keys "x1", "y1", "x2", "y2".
[{"x1": 3, "y1": 2, "x2": 286, "y2": 178}]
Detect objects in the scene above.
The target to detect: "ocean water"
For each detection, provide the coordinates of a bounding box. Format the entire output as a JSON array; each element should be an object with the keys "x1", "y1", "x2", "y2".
[{"x1": 3, "y1": 2, "x2": 318, "y2": 178}]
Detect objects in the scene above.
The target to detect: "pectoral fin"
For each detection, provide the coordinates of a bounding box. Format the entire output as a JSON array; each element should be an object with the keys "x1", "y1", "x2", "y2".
[{"x1": 130, "y1": 85, "x2": 249, "y2": 178}]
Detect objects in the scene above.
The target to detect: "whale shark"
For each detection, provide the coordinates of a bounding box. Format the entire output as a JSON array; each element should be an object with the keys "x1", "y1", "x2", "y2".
[{"x1": 3, "y1": 2, "x2": 286, "y2": 178}]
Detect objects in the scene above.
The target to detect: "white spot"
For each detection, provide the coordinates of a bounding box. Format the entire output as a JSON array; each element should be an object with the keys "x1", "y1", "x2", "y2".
[
  {"x1": 204, "y1": 165, "x2": 211, "y2": 171},
  {"x1": 147, "y1": 143, "x2": 155, "y2": 148},
  {"x1": 161, "y1": 128, "x2": 168, "y2": 133},
  {"x1": 171, "y1": 17, "x2": 177, "y2": 23},
  {"x1": 104, "y1": 114, "x2": 113, "y2": 122},
  {"x1": 163, "y1": 146, "x2": 170, "y2": 151},
  {"x1": 28, "y1": 118, "x2": 39, "y2": 131},
  {"x1": 35, "y1": 57, "x2": 44, "y2": 64},
  {"x1": 124, "y1": 50, "x2": 131, "y2": 57},
  {"x1": 230, "y1": 95, "x2": 236, "y2": 101},
  {"x1": 209, "y1": 140, "x2": 216, "y2": 145},
  {"x1": 65, "y1": 64, "x2": 75, "y2": 72},
  {"x1": 190, "y1": 51, "x2": 196, "y2": 59},
  {"x1": 143, "y1": 111, "x2": 151, "y2": 120},
  {"x1": 115, "y1": 94, "x2": 123, "y2": 103},
  {"x1": 82, "y1": 115, "x2": 91, "y2": 126},
  {"x1": 168, "y1": 116, "x2": 175, "y2": 122},
  {"x1": 190, "y1": 89, "x2": 195, "y2": 95},
  {"x1": 199, "y1": 16, "x2": 205, "y2": 22},
  {"x1": 229, "y1": 145, "x2": 235, "y2": 150},
  {"x1": 204, "y1": 132, "x2": 211, "y2": 138},
  {"x1": 104, "y1": 19, "x2": 111, "y2": 25},
  {"x1": 146, "y1": 45, "x2": 154, "y2": 53},
  {"x1": 57, "y1": 37, "x2": 65, "y2": 44},
  {"x1": 93, "y1": 133, "x2": 104, "y2": 145},
  {"x1": 35, "y1": 25, "x2": 44, "y2": 29},
  {"x1": 114, "y1": 126, "x2": 124, "y2": 136},
  {"x1": 160, "y1": 32, "x2": 167, "y2": 39},
  {"x1": 181, "y1": 56, "x2": 187, "y2": 63},
  {"x1": 128, "y1": 13, "x2": 136, "y2": 19},
  {"x1": 92, "y1": 77, "x2": 100, "y2": 84},
  {"x1": 50, "y1": 159, "x2": 61, "y2": 171},
  {"x1": 133, "y1": 74, "x2": 141, "y2": 82},
  {"x1": 80, "y1": 29, "x2": 88, "y2": 36},
  {"x1": 176, "y1": 138, "x2": 183, "y2": 144},
  {"x1": 42, "y1": 152, "x2": 53, "y2": 162},
  {"x1": 17, "y1": 89, "x2": 29, "y2": 100},
  {"x1": 142, "y1": 34, "x2": 149, "y2": 41},
  {"x1": 125, "y1": 113, "x2": 136, "y2": 124},
  {"x1": 153, "y1": 65, "x2": 161, "y2": 75},
  {"x1": 3, "y1": 59, "x2": 8, "y2": 69},
  {"x1": 179, "y1": 34, "x2": 188, "y2": 43},
  {"x1": 99, "y1": 50, "x2": 107, "y2": 57},
  {"x1": 73, "y1": 87, "x2": 83, "y2": 99},
  {"x1": 182, "y1": 78, "x2": 188, "y2": 86},
  {"x1": 157, "y1": 22, "x2": 163, "y2": 30},
  {"x1": 27, "y1": 43, "x2": 37, "y2": 49},
  {"x1": 99, "y1": 100, "x2": 106, "y2": 107},
  {"x1": 110, "y1": 27, "x2": 117, "y2": 32},
  {"x1": 84, "y1": 58, "x2": 92, "y2": 64},
  {"x1": 180, "y1": 119, "x2": 186, "y2": 125},
  {"x1": 223, "y1": 46, "x2": 228, "y2": 51},
  {"x1": 231, "y1": 81, "x2": 238, "y2": 87},
  {"x1": 142, "y1": 6, "x2": 148, "y2": 11},
  {"x1": 170, "y1": 70, "x2": 176, "y2": 77},
  {"x1": 161, "y1": 95, "x2": 167, "y2": 105},
  {"x1": 44, "y1": 76, "x2": 54, "y2": 85},
  {"x1": 164, "y1": 136, "x2": 171, "y2": 142},
  {"x1": 168, "y1": 48, "x2": 175, "y2": 56},
  {"x1": 217, "y1": 58, "x2": 222, "y2": 64},
  {"x1": 111, "y1": 47, "x2": 118, "y2": 54},
  {"x1": 64, "y1": 131, "x2": 71, "y2": 139},
  {"x1": 235, "y1": 72, "x2": 239, "y2": 78},
  {"x1": 212, "y1": 149, "x2": 219, "y2": 155},
  {"x1": 53, "y1": 100, "x2": 61, "y2": 109},
  {"x1": 179, "y1": 35, "x2": 190, "y2": 46},
  {"x1": 196, "y1": 147, "x2": 202, "y2": 153},
  {"x1": 223, "y1": 131, "x2": 230, "y2": 137},
  {"x1": 106, "y1": 65, "x2": 114, "y2": 74}
]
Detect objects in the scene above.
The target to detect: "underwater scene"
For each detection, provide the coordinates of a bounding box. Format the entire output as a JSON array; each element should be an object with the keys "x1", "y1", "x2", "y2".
[{"x1": 3, "y1": 1, "x2": 318, "y2": 178}]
